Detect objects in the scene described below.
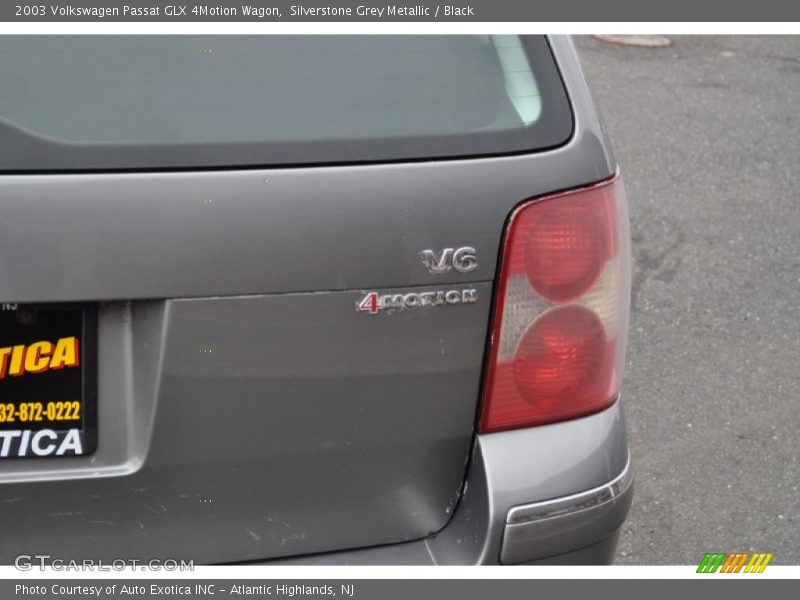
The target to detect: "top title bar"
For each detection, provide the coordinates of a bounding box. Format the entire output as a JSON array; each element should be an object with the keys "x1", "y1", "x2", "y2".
[{"x1": 4, "y1": 0, "x2": 800, "y2": 22}]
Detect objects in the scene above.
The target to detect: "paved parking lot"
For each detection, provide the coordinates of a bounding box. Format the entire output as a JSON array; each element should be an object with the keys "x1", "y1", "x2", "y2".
[{"x1": 576, "y1": 35, "x2": 800, "y2": 564}]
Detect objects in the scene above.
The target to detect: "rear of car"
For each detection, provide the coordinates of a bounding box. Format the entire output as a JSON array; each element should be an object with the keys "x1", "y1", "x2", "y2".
[{"x1": 0, "y1": 35, "x2": 631, "y2": 564}]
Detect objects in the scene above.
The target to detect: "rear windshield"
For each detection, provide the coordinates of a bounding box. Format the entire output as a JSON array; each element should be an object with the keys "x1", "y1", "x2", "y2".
[{"x1": 0, "y1": 35, "x2": 572, "y2": 171}]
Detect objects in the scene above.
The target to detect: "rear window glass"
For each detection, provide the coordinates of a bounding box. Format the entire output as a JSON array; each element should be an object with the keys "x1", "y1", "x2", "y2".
[{"x1": 0, "y1": 35, "x2": 572, "y2": 171}]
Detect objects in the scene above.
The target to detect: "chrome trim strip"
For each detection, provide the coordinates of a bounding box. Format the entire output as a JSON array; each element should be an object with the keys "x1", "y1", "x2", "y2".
[{"x1": 506, "y1": 455, "x2": 633, "y2": 525}]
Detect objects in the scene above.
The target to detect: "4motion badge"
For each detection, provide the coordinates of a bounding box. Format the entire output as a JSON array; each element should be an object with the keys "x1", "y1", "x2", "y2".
[{"x1": 357, "y1": 288, "x2": 478, "y2": 315}]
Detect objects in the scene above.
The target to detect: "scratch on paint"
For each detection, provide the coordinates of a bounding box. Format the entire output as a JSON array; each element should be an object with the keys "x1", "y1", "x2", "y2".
[{"x1": 248, "y1": 530, "x2": 262, "y2": 542}]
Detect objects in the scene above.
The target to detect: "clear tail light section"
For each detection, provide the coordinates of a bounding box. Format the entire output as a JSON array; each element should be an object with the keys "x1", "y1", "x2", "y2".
[{"x1": 479, "y1": 174, "x2": 631, "y2": 433}]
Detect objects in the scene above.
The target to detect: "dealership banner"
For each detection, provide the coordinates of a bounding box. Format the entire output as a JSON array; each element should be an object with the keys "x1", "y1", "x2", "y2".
[
  {"x1": 3, "y1": 579, "x2": 800, "y2": 599},
  {"x1": 3, "y1": 0, "x2": 800, "y2": 21}
]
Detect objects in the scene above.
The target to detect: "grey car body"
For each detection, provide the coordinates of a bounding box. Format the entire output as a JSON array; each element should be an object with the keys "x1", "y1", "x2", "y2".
[{"x1": 0, "y1": 35, "x2": 631, "y2": 564}]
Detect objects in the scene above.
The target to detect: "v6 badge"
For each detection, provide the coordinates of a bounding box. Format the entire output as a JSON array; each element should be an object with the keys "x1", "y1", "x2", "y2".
[{"x1": 420, "y1": 247, "x2": 478, "y2": 274}]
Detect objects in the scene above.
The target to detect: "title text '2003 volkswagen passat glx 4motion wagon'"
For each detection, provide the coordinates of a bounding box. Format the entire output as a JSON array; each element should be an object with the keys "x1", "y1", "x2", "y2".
[{"x1": 0, "y1": 35, "x2": 632, "y2": 565}]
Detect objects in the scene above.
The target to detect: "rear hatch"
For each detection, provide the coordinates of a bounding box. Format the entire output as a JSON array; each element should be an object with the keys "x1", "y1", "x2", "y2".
[{"x1": 0, "y1": 35, "x2": 577, "y2": 563}]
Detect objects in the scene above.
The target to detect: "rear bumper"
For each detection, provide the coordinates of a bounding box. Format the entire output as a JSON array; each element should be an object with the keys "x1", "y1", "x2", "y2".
[
  {"x1": 500, "y1": 455, "x2": 632, "y2": 564},
  {"x1": 271, "y1": 400, "x2": 632, "y2": 565}
]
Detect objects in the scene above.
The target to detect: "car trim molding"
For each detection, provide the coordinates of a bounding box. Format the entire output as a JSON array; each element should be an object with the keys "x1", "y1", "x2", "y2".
[{"x1": 506, "y1": 454, "x2": 633, "y2": 525}]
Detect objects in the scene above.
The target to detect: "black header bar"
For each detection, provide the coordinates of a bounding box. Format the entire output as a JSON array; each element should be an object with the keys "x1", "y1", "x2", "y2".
[{"x1": 4, "y1": 1, "x2": 800, "y2": 22}]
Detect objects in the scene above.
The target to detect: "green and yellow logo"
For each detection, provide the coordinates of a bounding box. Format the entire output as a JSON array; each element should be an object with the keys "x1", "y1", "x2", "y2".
[{"x1": 697, "y1": 552, "x2": 773, "y2": 573}]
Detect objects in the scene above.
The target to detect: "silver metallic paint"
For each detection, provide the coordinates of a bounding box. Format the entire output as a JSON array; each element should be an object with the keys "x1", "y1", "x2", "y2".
[
  {"x1": 0, "y1": 36, "x2": 628, "y2": 564},
  {"x1": 268, "y1": 401, "x2": 630, "y2": 565}
]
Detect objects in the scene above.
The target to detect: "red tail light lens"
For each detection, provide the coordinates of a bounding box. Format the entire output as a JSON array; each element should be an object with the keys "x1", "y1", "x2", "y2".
[
  {"x1": 479, "y1": 174, "x2": 630, "y2": 433},
  {"x1": 514, "y1": 305, "x2": 610, "y2": 402},
  {"x1": 524, "y1": 200, "x2": 611, "y2": 302}
]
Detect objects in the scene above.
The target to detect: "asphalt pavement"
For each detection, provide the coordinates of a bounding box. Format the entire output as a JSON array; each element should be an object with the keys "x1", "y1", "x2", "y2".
[{"x1": 575, "y1": 35, "x2": 800, "y2": 565}]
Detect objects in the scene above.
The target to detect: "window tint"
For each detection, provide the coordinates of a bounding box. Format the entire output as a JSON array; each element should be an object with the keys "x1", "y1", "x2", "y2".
[{"x1": 0, "y1": 36, "x2": 572, "y2": 171}]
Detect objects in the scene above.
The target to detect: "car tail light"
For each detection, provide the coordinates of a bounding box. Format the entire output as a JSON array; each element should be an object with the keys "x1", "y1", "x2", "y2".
[{"x1": 479, "y1": 174, "x2": 630, "y2": 433}]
